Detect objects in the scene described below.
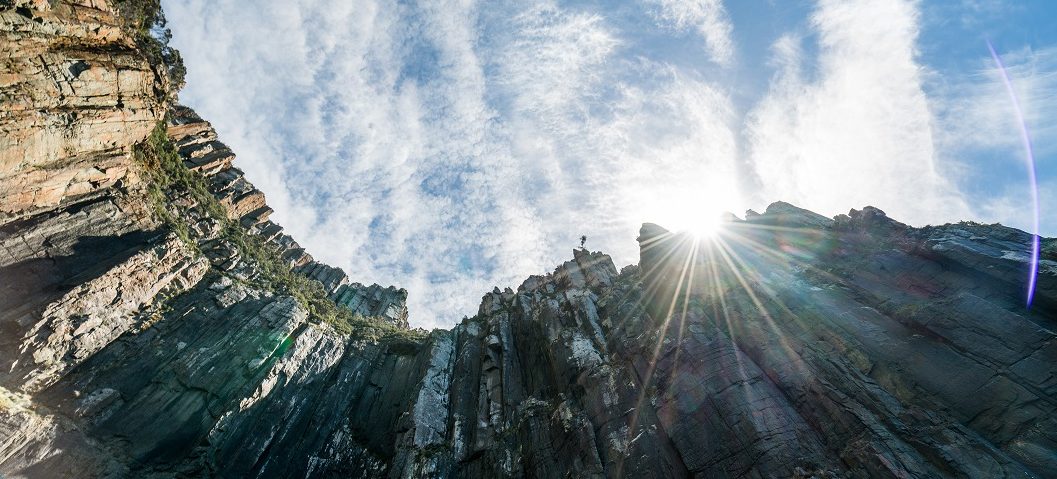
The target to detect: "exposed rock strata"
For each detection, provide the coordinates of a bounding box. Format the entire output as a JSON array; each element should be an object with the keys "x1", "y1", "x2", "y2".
[
  {"x1": 1, "y1": 1, "x2": 1056, "y2": 477},
  {"x1": 164, "y1": 107, "x2": 411, "y2": 327},
  {"x1": 8, "y1": 201, "x2": 1051, "y2": 477},
  {"x1": 0, "y1": 0, "x2": 166, "y2": 223}
]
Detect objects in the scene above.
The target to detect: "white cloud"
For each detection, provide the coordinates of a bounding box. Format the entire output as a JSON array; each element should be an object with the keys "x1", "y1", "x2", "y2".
[
  {"x1": 932, "y1": 46, "x2": 1057, "y2": 158},
  {"x1": 494, "y1": 4, "x2": 620, "y2": 120},
  {"x1": 163, "y1": 0, "x2": 748, "y2": 329},
  {"x1": 928, "y1": 45, "x2": 1057, "y2": 234},
  {"x1": 163, "y1": 0, "x2": 1053, "y2": 329},
  {"x1": 747, "y1": 0, "x2": 972, "y2": 226},
  {"x1": 486, "y1": 5, "x2": 742, "y2": 267},
  {"x1": 641, "y1": 0, "x2": 734, "y2": 64},
  {"x1": 976, "y1": 178, "x2": 1057, "y2": 234}
]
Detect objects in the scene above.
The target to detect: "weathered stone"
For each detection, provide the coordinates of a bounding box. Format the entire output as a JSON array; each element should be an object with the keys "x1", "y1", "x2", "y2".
[
  {"x1": 333, "y1": 282, "x2": 411, "y2": 328},
  {"x1": 3, "y1": 234, "x2": 207, "y2": 393},
  {"x1": 749, "y1": 200, "x2": 835, "y2": 229},
  {"x1": 0, "y1": 0, "x2": 166, "y2": 224}
]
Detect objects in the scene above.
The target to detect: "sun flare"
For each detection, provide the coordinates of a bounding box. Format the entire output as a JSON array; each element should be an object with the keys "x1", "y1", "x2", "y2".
[
  {"x1": 685, "y1": 214, "x2": 723, "y2": 238},
  {"x1": 646, "y1": 205, "x2": 727, "y2": 238},
  {"x1": 635, "y1": 186, "x2": 737, "y2": 240}
]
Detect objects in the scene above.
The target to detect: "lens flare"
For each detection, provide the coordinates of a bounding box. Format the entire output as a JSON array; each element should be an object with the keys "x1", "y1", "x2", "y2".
[
  {"x1": 987, "y1": 39, "x2": 1041, "y2": 308},
  {"x1": 686, "y1": 214, "x2": 723, "y2": 238}
]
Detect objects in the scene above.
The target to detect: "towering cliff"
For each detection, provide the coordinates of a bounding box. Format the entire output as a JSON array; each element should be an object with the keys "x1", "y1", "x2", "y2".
[{"x1": 2, "y1": 1, "x2": 1056, "y2": 477}]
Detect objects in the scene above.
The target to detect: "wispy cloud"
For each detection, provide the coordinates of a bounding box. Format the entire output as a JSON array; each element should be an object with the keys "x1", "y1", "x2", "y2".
[
  {"x1": 641, "y1": 0, "x2": 734, "y2": 64},
  {"x1": 932, "y1": 45, "x2": 1057, "y2": 157},
  {"x1": 164, "y1": 0, "x2": 1054, "y2": 328},
  {"x1": 747, "y1": 0, "x2": 972, "y2": 225},
  {"x1": 930, "y1": 44, "x2": 1057, "y2": 231},
  {"x1": 164, "y1": 0, "x2": 747, "y2": 328}
]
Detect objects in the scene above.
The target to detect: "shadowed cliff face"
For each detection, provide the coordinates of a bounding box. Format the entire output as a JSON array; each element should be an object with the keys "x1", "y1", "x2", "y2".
[
  {"x1": 2, "y1": 1, "x2": 1057, "y2": 478},
  {"x1": 631, "y1": 207, "x2": 1057, "y2": 477}
]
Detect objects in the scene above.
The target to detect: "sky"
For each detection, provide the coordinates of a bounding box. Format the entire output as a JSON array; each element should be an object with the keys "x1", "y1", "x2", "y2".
[{"x1": 163, "y1": 0, "x2": 1057, "y2": 330}]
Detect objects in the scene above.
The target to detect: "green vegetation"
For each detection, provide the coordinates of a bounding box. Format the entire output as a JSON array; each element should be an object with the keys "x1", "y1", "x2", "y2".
[
  {"x1": 113, "y1": 0, "x2": 186, "y2": 95},
  {"x1": 134, "y1": 122, "x2": 426, "y2": 343},
  {"x1": 135, "y1": 123, "x2": 207, "y2": 249}
]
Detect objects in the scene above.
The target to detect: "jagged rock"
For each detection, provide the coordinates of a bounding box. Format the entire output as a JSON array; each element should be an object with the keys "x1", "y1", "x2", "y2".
[
  {"x1": 298, "y1": 261, "x2": 350, "y2": 293},
  {"x1": 0, "y1": 385, "x2": 125, "y2": 477},
  {"x1": 333, "y1": 283, "x2": 410, "y2": 328},
  {"x1": 2, "y1": 234, "x2": 207, "y2": 393},
  {"x1": 3, "y1": 195, "x2": 1055, "y2": 479},
  {"x1": 834, "y1": 205, "x2": 909, "y2": 234},
  {"x1": 748, "y1": 200, "x2": 836, "y2": 229}
]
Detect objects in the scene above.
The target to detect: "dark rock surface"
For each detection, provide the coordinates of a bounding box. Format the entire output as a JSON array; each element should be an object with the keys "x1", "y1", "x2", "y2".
[{"x1": 2, "y1": 1, "x2": 1056, "y2": 477}]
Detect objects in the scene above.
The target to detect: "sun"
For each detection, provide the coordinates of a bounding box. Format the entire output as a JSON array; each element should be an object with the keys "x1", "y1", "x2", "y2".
[
  {"x1": 684, "y1": 214, "x2": 723, "y2": 238},
  {"x1": 631, "y1": 182, "x2": 740, "y2": 239},
  {"x1": 642, "y1": 200, "x2": 727, "y2": 238}
]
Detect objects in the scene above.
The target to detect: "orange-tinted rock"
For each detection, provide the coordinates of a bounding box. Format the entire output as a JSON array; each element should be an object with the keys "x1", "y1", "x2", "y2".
[{"x1": 0, "y1": 0, "x2": 166, "y2": 224}]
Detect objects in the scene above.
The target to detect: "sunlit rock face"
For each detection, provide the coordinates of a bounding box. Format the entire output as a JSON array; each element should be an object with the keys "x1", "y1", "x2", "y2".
[
  {"x1": 0, "y1": 0, "x2": 167, "y2": 224},
  {"x1": 2, "y1": 1, "x2": 1057, "y2": 477}
]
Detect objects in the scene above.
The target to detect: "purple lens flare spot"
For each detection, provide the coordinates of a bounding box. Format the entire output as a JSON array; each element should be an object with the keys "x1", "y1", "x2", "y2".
[{"x1": 987, "y1": 39, "x2": 1041, "y2": 308}]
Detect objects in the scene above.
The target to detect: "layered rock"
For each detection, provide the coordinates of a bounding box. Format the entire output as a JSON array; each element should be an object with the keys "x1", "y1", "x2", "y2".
[
  {"x1": 331, "y1": 282, "x2": 410, "y2": 328},
  {"x1": 629, "y1": 211, "x2": 1057, "y2": 477},
  {"x1": 2, "y1": 3, "x2": 420, "y2": 476},
  {"x1": 165, "y1": 106, "x2": 409, "y2": 322},
  {"x1": 5, "y1": 233, "x2": 206, "y2": 393},
  {"x1": 0, "y1": 0, "x2": 166, "y2": 223}
]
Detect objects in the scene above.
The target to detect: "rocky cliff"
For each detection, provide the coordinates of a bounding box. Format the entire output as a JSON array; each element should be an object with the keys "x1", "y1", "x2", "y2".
[{"x1": 2, "y1": 1, "x2": 1056, "y2": 477}]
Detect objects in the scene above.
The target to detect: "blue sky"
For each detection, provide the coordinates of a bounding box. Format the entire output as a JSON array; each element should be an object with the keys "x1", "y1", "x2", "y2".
[{"x1": 163, "y1": 0, "x2": 1056, "y2": 329}]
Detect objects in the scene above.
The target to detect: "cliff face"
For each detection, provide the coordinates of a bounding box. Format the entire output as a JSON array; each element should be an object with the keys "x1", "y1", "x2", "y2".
[
  {"x1": 0, "y1": 0, "x2": 165, "y2": 223},
  {"x1": 2, "y1": 1, "x2": 1057, "y2": 478}
]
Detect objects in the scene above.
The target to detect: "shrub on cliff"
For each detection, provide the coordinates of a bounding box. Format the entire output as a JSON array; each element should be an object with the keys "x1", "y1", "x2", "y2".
[
  {"x1": 134, "y1": 121, "x2": 425, "y2": 343},
  {"x1": 113, "y1": 0, "x2": 186, "y2": 95}
]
